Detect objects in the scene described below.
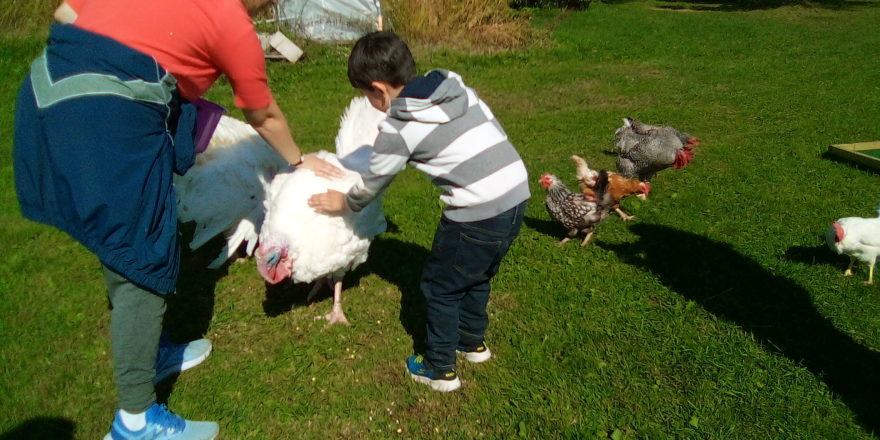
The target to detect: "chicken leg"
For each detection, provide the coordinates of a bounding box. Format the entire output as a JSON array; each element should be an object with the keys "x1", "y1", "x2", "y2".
[
  {"x1": 842, "y1": 256, "x2": 875, "y2": 285},
  {"x1": 614, "y1": 208, "x2": 634, "y2": 221},
  {"x1": 580, "y1": 231, "x2": 594, "y2": 247}
]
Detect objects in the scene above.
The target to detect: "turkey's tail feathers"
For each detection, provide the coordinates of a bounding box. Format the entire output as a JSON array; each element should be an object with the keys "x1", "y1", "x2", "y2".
[{"x1": 335, "y1": 96, "x2": 386, "y2": 158}]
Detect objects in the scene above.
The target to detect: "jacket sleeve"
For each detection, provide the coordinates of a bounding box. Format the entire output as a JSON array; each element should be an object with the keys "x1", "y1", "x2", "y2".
[{"x1": 345, "y1": 130, "x2": 409, "y2": 212}]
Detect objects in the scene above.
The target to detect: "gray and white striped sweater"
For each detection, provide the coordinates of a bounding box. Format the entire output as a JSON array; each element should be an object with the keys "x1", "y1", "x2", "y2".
[{"x1": 346, "y1": 70, "x2": 530, "y2": 222}]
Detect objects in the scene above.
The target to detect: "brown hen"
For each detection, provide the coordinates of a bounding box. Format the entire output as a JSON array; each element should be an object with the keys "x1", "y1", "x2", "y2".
[{"x1": 571, "y1": 155, "x2": 646, "y2": 221}]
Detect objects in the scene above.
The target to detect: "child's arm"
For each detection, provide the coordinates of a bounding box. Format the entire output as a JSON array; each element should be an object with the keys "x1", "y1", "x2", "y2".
[{"x1": 309, "y1": 132, "x2": 408, "y2": 215}]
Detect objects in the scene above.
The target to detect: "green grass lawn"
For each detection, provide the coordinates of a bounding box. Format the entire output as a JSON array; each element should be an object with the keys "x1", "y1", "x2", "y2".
[{"x1": 3, "y1": 2, "x2": 880, "y2": 439}]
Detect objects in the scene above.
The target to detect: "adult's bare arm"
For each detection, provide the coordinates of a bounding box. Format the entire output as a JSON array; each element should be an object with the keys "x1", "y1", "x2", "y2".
[
  {"x1": 54, "y1": 1, "x2": 77, "y2": 23},
  {"x1": 242, "y1": 98, "x2": 343, "y2": 178}
]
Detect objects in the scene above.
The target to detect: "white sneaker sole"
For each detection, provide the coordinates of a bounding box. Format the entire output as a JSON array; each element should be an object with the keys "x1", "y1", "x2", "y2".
[
  {"x1": 154, "y1": 340, "x2": 213, "y2": 384},
  {"x1": 104, "y1": 430, "x2": 218, "y2": 440},
  {"x1": 180, "y1": 344, "x2": 212, "y2": 371},
  {"x1": 104, "y1": 423, "x2": 218, "y2": 440},
  {"x1": 458, "y1": 347, "x2": 491, "y2": 363},
  {"x1": 410, "y1": 373, "x2": 461, "y2": 392}
]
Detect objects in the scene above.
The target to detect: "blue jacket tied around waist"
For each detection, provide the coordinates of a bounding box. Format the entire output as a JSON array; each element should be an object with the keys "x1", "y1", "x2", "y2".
[{"x1": 14, "y1": 23, "x2": 199, "y2": 294}]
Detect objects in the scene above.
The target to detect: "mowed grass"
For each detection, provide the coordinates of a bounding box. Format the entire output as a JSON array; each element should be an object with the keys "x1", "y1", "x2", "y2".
[{"x1": 3, "y1": 2, "x2": 880, "y2": 439}]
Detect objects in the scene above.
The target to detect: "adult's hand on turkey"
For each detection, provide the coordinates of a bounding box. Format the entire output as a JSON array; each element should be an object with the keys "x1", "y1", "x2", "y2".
[{"x1": 300, "y1": 154, "x2": 346, "y2": 179}]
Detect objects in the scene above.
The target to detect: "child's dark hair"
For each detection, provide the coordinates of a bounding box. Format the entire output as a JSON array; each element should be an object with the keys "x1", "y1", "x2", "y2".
[{"x1": 348, "y1": 31, "x2": 416, "y2": 90}]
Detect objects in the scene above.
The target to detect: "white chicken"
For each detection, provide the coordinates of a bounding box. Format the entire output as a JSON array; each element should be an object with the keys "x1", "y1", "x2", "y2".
[
  {"x1": 175, "y1": 115, "x2": 287, "y2": 268},
  {"x1": 255, "y1": 97, "x2": 387, "y2": 324},
  {"x1": 826, "y1": 204, "x2": 880, "y2": 285}
]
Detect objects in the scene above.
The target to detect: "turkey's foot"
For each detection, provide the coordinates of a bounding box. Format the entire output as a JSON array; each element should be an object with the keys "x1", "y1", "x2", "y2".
[{"x1": 317, "y1": 303, "x2": 350, "y2": 326}]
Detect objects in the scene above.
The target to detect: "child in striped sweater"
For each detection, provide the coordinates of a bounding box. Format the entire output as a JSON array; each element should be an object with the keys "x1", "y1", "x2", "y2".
[{"x1": 309, "y1": 31, "x2": 529, "y2": 392}]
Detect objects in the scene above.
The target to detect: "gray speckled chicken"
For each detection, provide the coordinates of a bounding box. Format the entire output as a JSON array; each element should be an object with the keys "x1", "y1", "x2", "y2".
[
  {"x1": 539, "y1": 170, "x2": 612, "y2": 246},
  {"x1": 614, "y1": 117, "x2": 699, "y2": 198}
]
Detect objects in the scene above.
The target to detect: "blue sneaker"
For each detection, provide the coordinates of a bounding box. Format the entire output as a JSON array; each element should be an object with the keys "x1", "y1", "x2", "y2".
[
  {"x1": 457, "y1": 342, "x2": 491, "y2": 363},
  {"x1": 154, "y1": 336, "x2": 212, "y2": 384},
  {"x1": 406, "y1": 355, "x2": 461, "y2": 392},
  {"x1": 103, "y1": 403, "x2": 218, "y2": 440}
]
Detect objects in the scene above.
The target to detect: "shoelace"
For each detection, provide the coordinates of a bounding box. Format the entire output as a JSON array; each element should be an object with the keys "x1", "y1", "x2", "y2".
[{"x1": 149, "y1": 404, "x2": 186, "y2": 435}]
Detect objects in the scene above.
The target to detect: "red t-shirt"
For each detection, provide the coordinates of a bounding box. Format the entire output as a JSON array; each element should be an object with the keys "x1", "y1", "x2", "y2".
[{"x1": 66, "y1": 0, "x2": 271, "y2": 109}]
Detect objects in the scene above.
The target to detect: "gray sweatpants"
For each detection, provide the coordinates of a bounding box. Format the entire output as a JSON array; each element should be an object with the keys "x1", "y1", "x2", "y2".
[{"x1": 103, "y1": 265, "x2": 165, "y2": 413}]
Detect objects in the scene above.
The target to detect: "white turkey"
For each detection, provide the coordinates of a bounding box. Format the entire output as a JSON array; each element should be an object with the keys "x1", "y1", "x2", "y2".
[
  {"x1": 255, "y1": 97, "x2": 388, "y2": 324},
  {"x1": 175, "y1": 115, "x2": 287, "y2": 268},
  {"x1": 826, "y1": 203, "x2": 880, "y2": 285}
]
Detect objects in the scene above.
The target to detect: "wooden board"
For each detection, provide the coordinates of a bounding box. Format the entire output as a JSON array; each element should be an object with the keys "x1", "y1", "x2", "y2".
[{"x1": 828, "y1": 141, "x2": 880, "y2": 170}]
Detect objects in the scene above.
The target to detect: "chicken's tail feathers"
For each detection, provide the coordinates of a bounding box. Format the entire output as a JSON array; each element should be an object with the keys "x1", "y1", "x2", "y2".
[{"x1": 571, "y1": 155, "x2": 592, "y2": 182}]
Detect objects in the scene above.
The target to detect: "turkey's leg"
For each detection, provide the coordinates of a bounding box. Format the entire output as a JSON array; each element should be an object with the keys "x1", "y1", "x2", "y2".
[
  {"x1": 317, "y1": 278, "x2": 350, "y2": 325},
  {"x1": 306, "y1": 277, "x2": 333, "y2": 302},
  {"x1": 866, "y1": 258, "x2": 875, "y2": 285}
]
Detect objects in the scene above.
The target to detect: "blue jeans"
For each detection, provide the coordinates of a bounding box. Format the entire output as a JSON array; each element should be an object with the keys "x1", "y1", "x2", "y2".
[{"x1": 420, "y1": 201, "x2": 526, "y2": 371}]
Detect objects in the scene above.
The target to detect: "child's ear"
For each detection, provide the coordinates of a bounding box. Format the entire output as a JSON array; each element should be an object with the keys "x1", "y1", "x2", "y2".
[
  {"x1": 370, "y1": 81, "x2": 388, "y2": 96},
  {"x1": 370, "y1": 81, "x2": 392, "y2": 110}
]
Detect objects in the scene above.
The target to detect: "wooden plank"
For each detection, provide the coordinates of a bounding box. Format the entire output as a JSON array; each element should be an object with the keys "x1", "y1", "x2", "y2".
[{"x1": 828, "y1": 142, "x2": 880, "y2": 170}]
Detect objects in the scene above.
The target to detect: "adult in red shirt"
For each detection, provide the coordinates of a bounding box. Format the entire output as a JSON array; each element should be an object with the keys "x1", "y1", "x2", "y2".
[{"x1": 13, "y1": 1, "x2": 342, "y2": 439}]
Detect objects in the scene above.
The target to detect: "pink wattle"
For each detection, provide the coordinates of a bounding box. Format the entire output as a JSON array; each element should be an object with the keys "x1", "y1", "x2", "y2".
[
  {"x1": 257, "y1": 261, "x2": 291, "y2": 284},
  {"x1": 255, "y1": 246, "x2": 292, "y2": 284}
]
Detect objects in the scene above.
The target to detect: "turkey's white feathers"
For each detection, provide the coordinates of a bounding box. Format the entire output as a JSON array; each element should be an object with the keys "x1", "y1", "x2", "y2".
[
  {"x1": 259, "y1": 96, "x2": 387, "y2": 282},
  {"x1": 175, "y1": 115, "x2": 286, "y2": 264},
  {"x1": 260, "y1": 150, "x2": 386, "y2": 283}
]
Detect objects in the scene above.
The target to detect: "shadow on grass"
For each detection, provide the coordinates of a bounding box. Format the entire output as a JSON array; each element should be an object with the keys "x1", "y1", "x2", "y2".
[
  {"x1": 363, "y1": 236, "x2": 430, "y2": 354},
  {"x1": 163, "y1": 225, "x2": 228, "y2": 343},
  {"x1": 0, "y1": 417, "x2": 75, "y2": 440},
  {"x1": 821, "y1": 150, "x2": 880, "y2": 176},
  {"x1": 262, "y1": 280, "x2": 318, "y2": 317},
  {"x1": 782, "y1": 242, "x2": 842, "y2": 267},
  {"x1": 152, "y1": 224, "x2": 231, "y2": 403},
  {"x1": 524, "y1": 216, "x2": 566, "y2": 240},
  {"x1": 602, "y1": 223, "x2": 880, "y2": 435}
]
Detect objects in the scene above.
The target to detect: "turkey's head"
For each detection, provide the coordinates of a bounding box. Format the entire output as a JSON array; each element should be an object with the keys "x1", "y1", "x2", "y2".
[{"x1": 255, "y1": 242, "x2": 293, "y2": 284}]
